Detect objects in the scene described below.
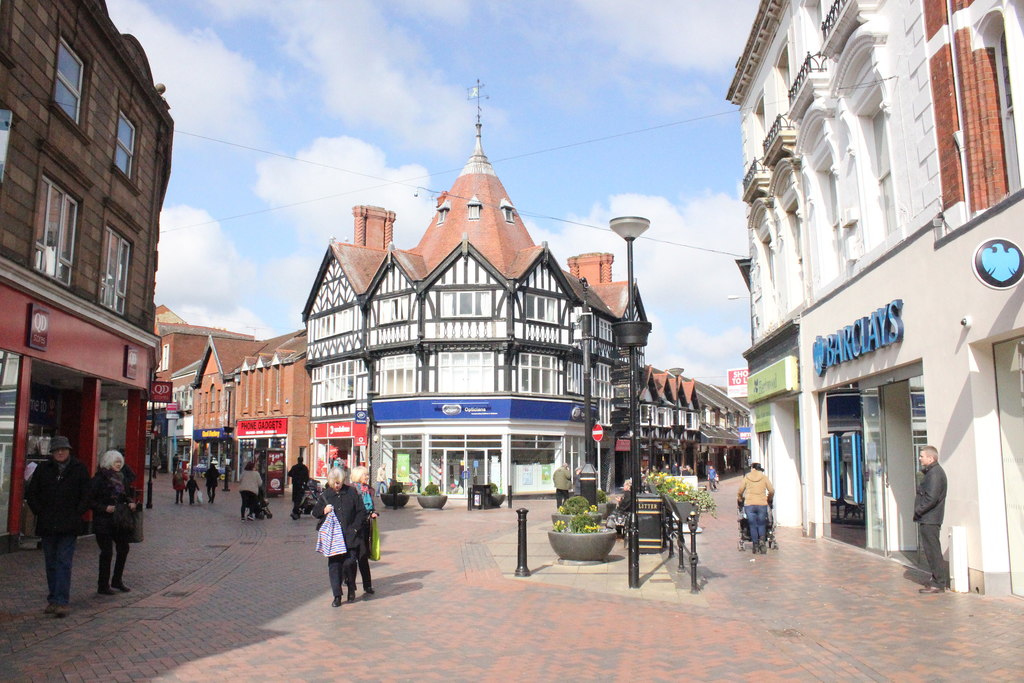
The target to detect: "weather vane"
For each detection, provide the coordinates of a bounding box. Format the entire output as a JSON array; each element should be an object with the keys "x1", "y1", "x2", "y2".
[{"x1": 467, "y1": 79, "x2": 488, "y2": 125}]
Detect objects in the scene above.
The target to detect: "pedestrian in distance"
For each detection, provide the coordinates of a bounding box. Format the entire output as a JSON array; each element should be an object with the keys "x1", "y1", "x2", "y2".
[
  {"x1": 707, "y1": 464, "x2": 719, "y2": 491},
  {"x1": 349, "y1": 466, "x2": 378, "y2": 596},
  {"x1": 376, "y1": 463, "x2": 389, "y2": 497},
  {"x1": 737, "y1": 462, "x2": 774, "y2": 555},
  {"x1": 553, "y1": 462, "x2": 572, "y2": 509},
  {"x1": 186, "y1": 472, "x2": 200, "y2": 505},
  {"x1": 172, "y1": 467, "x2": 185, "y2": 504},
  {"x1": 238, "y1": 462, "x2": 262, "y2": 521},
  {"x1": 204, "y1": 462, "x2": 219, "y2": 504},
  {"x1": 313, "y1": 466, "x2": 366, "y2": 606},
  {"x1": 288, "y1": 456, "x2": 310, "y2": 520},
  {"x1": 25, "y1": 435, "x2": 90, "y2": 618},
  {"x1": 88, "y1": 450, "x2": 136, "y2": 595},
  {"x1": 914, "y1": 445, "x2": 949, "y2": 594}
]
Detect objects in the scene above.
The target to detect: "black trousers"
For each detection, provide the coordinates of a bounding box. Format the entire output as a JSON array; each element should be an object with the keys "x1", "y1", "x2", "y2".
[
  {"x1": 919, "y1": 523, "x2": 948, "y2": 588},
  {"x1": 291, "y1": 493, "x2": 304, "y2": 516},
  {"x1": 327, "y1": 551, "x2": 357, "y2": 598},
  {"x1": 96, "y1": 532, "x2": 129, "y2": 589},
  {"x1": 555, "y1": 489, "x2": 570, "y2": 508},
  {"x1": 206, "y1": 484, "x2": 217, "y2": 503},
  {"x1": 357, "y1": 522, "x2": 373, "y2": 589},
  {"x1": 240, "y1": 491, "x2": 258, "y2": 518}
]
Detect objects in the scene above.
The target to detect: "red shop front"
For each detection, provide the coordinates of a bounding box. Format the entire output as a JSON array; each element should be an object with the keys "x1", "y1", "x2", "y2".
[
  {"x1": 312, "y1": 421, "x2": 367, "y2": 479},
  {"x1": 0, "y1": 284, "x2": 154, "y2": 550},
  {"x1": 237, "y1": 418, "x2": 288, "y2": 497}
]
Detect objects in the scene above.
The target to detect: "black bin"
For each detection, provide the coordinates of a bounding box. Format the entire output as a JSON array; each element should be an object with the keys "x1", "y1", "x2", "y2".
[
  {"x1": 636, "y1": 493, "x2": 663, "y2": 554},
  {"x1": 469, "y1": 484, "x2": 492, "y2": 510}
]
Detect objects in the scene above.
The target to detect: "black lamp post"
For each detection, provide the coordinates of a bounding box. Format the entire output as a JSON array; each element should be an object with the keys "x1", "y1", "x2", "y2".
[{"x1": 610, "y1": 216, "x2": 651, "y2": 590}]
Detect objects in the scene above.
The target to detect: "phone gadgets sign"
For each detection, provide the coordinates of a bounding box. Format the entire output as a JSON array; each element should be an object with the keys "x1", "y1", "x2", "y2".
[{"x1": 813, "y1": 300, "x2": 904, "y2": 376}]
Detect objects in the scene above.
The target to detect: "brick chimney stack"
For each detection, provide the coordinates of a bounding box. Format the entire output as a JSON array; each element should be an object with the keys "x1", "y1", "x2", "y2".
[
  {"x1": 352, "y1": 206, "x2": 395, "y2": 250},
  {"x1": 567, "y1": 252, "x2": 615, "y2": 283}
]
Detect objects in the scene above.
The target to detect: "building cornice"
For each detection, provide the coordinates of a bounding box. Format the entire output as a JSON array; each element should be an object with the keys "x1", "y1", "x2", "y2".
[{"x1": 727, "y1": 0, "x2": 785, "y2": 105}]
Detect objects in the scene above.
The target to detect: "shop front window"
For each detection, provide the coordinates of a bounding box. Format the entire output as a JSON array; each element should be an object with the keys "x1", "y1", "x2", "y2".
[
  {"x1": 0, "y1": 352, "x2": 20, "y2": 537},
  {"x1": 511, "y1": 435, "x2": 562, "y2": 494},
  {"x1": 427, "y1": 435, "x2": 501, "y2": 495},
  {"x1": 382, "y1": 434, "x2": 424, "y2": 493}
]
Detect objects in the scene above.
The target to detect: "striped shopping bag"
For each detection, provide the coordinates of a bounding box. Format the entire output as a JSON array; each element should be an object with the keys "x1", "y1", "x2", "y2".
[{"x1": 315, "y1": 513, "x2": 348, "y2": 557}]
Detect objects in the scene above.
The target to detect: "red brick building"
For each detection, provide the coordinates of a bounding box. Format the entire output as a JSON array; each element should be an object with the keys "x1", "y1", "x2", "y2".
[{"x1": 0, "y1": 0, "x2": 172, "y2": 550}]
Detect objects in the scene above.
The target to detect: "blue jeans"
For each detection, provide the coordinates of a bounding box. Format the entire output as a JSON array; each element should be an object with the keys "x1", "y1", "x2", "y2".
[
  {"x1": 745, "y1": 505, "x2": 768, "y2": 547},
  {"x1": 42, "y1": 534, "x2": 77, "y2": 606}
]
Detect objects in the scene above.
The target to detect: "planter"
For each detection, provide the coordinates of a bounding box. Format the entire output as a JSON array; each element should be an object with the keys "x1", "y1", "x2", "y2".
[
  {"x1": 547, "y1": 529, "x2": 618, "y2": 563},
  {"x1": 595, "y1": 502, "x2": 615, "y2": 517},
  {"x1": 489, "y1": 494, "x2": 506, "y2": 507},
  {"x1": 669, "y1": 500, "x2": 695, "y2": 520},
  {"x1": 551, "y1": 512, "x2": 603, "y2": 527},
  {"x1": 380, "y1": 493, "x2": 410, "y2": 508},
  {"x1": 416, "y1": 494, "x2": 448, "y2": 510}
]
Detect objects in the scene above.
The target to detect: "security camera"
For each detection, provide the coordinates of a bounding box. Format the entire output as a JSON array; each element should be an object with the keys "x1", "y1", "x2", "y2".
[{"x1": 960, "y1": 316, "x2": 971, "y2": 327}]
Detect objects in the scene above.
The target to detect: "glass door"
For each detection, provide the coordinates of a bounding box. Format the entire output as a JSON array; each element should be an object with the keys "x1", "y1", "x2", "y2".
[
  {"x1": 861, "y1": 388, "x2": 887, "y2": 554},
  {"x1": 446, "y1": 449, "x2": 467, "y2": 495},
  {"x1": 994, "y1": 338, "x2": 1024, "y2": 596}
]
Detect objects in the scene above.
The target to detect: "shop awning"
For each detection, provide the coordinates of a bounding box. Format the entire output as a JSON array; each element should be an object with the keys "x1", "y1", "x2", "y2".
[{"x1": 699, "y1": 425, "x2": 743, "y2": 446}]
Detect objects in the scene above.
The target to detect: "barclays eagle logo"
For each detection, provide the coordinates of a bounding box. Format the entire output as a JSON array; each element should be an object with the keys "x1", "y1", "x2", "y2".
[{"x1": 974, "y1": 238, "x2": 1023, "y2": 289}]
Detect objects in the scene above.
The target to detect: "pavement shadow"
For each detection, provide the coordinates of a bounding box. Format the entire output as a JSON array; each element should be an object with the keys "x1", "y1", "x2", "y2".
[{"x1": 370, "y1": 569, "x2": 430, "y2": 600}]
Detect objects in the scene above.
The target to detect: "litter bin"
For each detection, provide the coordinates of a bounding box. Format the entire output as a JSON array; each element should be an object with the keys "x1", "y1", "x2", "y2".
[
  {"x1": 469, "y1": 484, "x2": 492, "y2": 510},
  {"x1": 636, "y1": 493, "x2": 663, "y2": 554}
]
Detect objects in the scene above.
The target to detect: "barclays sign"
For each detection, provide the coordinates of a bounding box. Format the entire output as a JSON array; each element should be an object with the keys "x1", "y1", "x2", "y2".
[{"x1": 813, "y1": 300, "x2": 904, "y2": 376}]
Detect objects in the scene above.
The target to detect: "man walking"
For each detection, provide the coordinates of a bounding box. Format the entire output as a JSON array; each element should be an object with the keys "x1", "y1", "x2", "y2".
[
  {"x1": 914, "y1": 445, "x2": 948, "y2": 594},
  {"x1": 25, "y1": 436, "x2": 90, "y2": 618},
  {"x1": 288, "y1": 456, "x2": 310, "y2": 520},
  {"x1": 552, "y1": 462, "x2": 572, "y2": 508},
  {"x1": 204, "y1": 461, "x2": 219, "y2": 503}
]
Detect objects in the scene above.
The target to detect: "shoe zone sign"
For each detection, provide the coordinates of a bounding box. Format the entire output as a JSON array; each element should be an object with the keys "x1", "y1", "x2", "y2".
[
  {"x1": 813, "y1": 300, "x2": 905, "y2": 376},
  {"x1": 973, "y1": 238, "x2": 1023, "y2": 289}
]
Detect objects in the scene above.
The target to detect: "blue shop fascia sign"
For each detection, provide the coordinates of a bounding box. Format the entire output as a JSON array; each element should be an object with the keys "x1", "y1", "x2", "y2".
[
  {"x1": 813, "y1": 299, "x2": 904, "y2": 376},
  {"x1": 193, "y1": 427, "x2": 230, "y2": 441},
  {"x1": 372, "y1": 397, "x2": 584, "y2": 422}
]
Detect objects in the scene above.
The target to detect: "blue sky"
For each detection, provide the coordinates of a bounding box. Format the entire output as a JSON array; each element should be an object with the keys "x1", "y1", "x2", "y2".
[{"x1": 106, "y1": 0, "x2": 758, "y2": 384}]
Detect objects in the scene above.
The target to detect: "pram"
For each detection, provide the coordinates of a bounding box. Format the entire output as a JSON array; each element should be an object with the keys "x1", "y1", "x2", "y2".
[
  {"x1": 291, "y1": 479, "x2": 322, "y2": 519},
  {"x1": 737, "y1": 502, "x2": 778, "y2": 552},
  {"x1": 253, "y1": 489, "x2": 274, "y2": 520}
]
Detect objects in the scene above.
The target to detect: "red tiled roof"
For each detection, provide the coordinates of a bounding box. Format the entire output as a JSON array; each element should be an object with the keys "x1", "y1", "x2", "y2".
[{"x1": 330, "y1": 242, "x2": 388, "y2": 295}]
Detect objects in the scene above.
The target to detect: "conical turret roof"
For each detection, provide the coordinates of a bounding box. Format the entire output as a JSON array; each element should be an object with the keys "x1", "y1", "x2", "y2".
[{"x1": 410, "y1": 124, "x2": 536, "y2": 275}]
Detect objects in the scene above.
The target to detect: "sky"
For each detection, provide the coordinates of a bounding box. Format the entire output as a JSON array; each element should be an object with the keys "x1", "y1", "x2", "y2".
[{"x1": 105, "y1": 0, "x2": 759, "y2": 385}]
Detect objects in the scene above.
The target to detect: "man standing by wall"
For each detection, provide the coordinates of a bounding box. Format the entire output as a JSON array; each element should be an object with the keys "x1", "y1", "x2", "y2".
[
  {"x1": 914, "y1": 445, "x2": 948, "y2": 594},
  {"x1": 25, "y1": 436, "x2": 91, "y2": 618}
]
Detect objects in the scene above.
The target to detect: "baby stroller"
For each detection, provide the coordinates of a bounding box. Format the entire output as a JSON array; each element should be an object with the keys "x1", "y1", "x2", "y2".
[
  {"x1": 293, "y1": 479, "x2": 322, "y2": 518},
  {"x1": 253, "y1": 489, "x2": 274, "y2": 520},
  {"x1": 737, "y1": 502, "x2": 778, "y2": 552}
]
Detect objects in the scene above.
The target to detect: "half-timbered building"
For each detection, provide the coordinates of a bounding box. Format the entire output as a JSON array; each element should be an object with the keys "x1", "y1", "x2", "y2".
[{"x1": 303, "y1": 126, "x2": 647, "y2": 496}]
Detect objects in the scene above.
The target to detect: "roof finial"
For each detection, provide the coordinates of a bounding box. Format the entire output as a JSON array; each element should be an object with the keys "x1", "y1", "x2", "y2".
[{"x1": 467, "y1": 79, "x2": 488, "y2": 126}]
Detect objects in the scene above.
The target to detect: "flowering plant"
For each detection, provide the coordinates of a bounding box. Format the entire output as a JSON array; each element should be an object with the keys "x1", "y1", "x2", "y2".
[
  {"x1": 647, "y1": 472, "x2": 717, "y2": 516},
  {"x1": 553, "y1": 513, "x2": 605, "y2": 534},
  {"x1": 558, "y1": 495, "x2": 598, "y2": 516}
]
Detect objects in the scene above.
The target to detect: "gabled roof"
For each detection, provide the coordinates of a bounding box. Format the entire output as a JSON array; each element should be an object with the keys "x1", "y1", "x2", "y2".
[
  {"x1": 408, "y1": 124, "x2": 536, "y2": 276},
  {"x1": 331, "y1": 242, "x2": 388, "y2": 295},
  {"x1": 156, "y1": 321, "x2": 254, "y2": 340}
]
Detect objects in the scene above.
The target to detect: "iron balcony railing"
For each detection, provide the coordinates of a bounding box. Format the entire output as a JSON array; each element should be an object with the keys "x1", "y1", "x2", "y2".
[
  {"x1": 821, "y1": 0, "x2": 849, "y2": 39},
  {"x1": 762, "y1": 114, "x2": 795, "y2": 156},
  {"x1": 788, "y1": 52, "x2": 828, "y2": 105},
  {"x1": 742, "y1": 158, "x2": 766, "y2": 192}
]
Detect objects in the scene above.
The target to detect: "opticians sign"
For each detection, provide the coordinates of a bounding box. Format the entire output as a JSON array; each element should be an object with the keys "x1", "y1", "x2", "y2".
[{"x1": 813, "y1": 299, "x2": 904, "y2": 376}]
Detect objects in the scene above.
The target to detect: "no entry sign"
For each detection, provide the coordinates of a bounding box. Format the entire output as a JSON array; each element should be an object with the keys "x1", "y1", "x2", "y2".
[{"x1": 592, "y1": 424, "x2": 604, "y2": 442}]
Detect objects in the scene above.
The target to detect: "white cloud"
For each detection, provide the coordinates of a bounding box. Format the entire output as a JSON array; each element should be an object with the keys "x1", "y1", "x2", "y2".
[
  {"x1": 252, "y1": 136, "x2": 436, "y2": 248},
  {"x1": 573, "y1": 0, "x2": 759, "y2": 72},
  {"x1": 105, "y1": 0, "x2": 273, "y2": 140},
  {"x1": 531, "y1": 191, "x2": 750, "y2": 380},
  {"x1": 156, "y1": 206, "x2": 271, "y2": 335}
]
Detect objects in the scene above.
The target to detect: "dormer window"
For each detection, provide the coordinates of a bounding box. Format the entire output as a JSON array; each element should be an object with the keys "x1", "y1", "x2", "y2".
[
  {"x1": 500, "y1": 198, "x2": 515, "y2": 223},
  {"x1": 437, "y1": 199, "x2": 451, "y2": 225},
  {"x1": 467, "y1": 196, "x2": 482, "y2": 220}
]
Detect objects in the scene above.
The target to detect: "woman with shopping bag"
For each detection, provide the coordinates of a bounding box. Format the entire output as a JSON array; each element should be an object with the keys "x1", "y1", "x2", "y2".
[
  {"x1": 312, "y1": 466, "x2": 366, "y2": 607},
  {"x1": 349, "y1": 466, "x2": 378, "y2": 596}
]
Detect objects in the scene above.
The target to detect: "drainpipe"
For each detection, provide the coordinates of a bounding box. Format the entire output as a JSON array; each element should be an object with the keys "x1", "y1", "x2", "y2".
[{"x1": 946, "y1": 0, "x2": 972, "y2": 216}]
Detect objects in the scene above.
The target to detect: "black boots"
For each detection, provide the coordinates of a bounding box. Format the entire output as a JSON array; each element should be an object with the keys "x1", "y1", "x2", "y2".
[{"x1": 331, "y1": 596, "x2": 342, "y2": 607}]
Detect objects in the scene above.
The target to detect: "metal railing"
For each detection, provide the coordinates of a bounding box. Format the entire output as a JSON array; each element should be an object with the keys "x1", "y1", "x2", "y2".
[
  {"x1": 788, "y1": 52, "x2": 828, "y2": 104},
  {"x1": 742, "y1": 158, "x2": 766, "y2": 192},
  {"x1": 821, "y1": 0, "x2": 849, "y2": 39},
  {"x1": 762, "y1": 114, "x2": 795, "y2": 156}
]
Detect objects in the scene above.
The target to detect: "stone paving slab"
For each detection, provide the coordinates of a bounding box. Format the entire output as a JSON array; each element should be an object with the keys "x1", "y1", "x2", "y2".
[{"x1": 0, "y1": 475, "x2": 1021, "y2": 681}]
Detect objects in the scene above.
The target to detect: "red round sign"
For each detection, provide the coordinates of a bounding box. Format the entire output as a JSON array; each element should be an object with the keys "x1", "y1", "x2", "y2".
[{"x1": 592, "y1": 424, "x2": 604, "y2": 442}]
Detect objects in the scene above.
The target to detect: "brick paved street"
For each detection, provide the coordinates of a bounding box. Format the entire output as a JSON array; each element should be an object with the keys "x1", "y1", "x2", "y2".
[{"x1": 1, "y1": 475, "x2": 1021, "y2": 682}]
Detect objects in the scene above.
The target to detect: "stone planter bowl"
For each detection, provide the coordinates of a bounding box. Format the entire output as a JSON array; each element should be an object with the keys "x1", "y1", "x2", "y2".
[
  {"x1": 489, "y1": 494, "x2": 506, "y2": 507},
  {"x1": 547, "y1": 529, "x2": 618, "y2": 563},
  {"x1": 380, "y1": 493, "x2": 410, "y2": 508},
  {"x1": 417, "y1": 494, "x2": 448, "y2": 510}
]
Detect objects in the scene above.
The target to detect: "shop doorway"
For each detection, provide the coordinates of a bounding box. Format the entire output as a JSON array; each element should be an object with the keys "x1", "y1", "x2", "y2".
[{"x1": 432, "y1": 448, "x2": 496, "y2": 495}]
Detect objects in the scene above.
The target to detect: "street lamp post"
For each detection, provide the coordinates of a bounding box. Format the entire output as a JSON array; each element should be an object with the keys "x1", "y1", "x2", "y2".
[
  {"x1": 610, "y1": 216, "x2": 651, "y2": 590},
  {"x1": 580, "y1": 278, "x2": 594, "y2": 469}
]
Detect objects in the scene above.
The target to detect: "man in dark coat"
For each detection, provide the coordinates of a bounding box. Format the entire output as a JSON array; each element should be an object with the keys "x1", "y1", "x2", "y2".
[
  {"x1": 25, "y1": 435, "x2": 91, "y2": 617},
  {"x1": 204, "y1": 462, "x2": 220, "y2": 503},
  {"x1": 288, "y1": 456, "x2": 310, "y2": 520},
  {"x1": 914, "y1": 445, "x2": 948, "y2": 593}
]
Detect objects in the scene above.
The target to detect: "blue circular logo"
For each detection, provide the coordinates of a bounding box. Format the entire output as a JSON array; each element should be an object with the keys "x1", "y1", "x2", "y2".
[{"x1": 974, "y1": 238, "x2": 1023, "y2": 289}]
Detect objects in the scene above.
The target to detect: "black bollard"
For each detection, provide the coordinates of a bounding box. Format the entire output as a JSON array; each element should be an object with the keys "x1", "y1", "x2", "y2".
[
  {"x1": 507, "y1": 480, "x2": 513, "y2": 509},
  {"x1": 146, "y1": 471, "x2": 154, "y2": 510},
  {"x1": 514, "y1": 508, "x2": 531, "y2": 577},
  {"x1": 677, "y1": 517, "x2": 687, "y2": 571},
  {"x1": 687, "y1": 510, "x2": 700, "y2": 594}
]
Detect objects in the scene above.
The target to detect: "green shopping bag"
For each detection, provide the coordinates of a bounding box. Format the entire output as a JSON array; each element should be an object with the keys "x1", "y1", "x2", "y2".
[{"x1": 370, "y1": 517, "x2": 381, "y2": 561}]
